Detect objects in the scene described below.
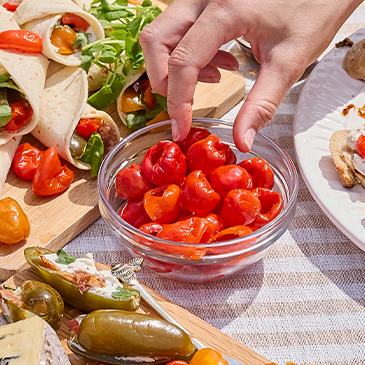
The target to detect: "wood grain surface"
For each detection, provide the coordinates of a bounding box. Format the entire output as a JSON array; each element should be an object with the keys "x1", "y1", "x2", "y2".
[
  {"x1": 3, "y1": 260, "x2": 270, "y2": 365},
  {"x1": 0, "y1": 69, "x2": 246, "y2": 281}
]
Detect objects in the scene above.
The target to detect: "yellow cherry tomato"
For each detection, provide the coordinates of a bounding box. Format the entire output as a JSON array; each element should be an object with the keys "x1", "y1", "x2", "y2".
[
  {"x1": 50, "y1": 25, "x2": 77, "y2": 55},
  {"x1": 0, "y1": 197, "x2": 30, "y2": 244},
  {"x1": 189, "y1": 348, "x2": 229, "y2": 365}
]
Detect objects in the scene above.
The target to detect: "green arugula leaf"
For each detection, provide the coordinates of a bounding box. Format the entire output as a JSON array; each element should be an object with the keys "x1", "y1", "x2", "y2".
[
  {"x1": 111, "y1": 286, "x2": 139, "y2": 299},
  {"x1": 126, "y1": 111, "x2": 147, "y2": 131},
  {"x1": 0, "y1": 105, "x2": 12, "y2": 127},
  {"x1": 154, "y1": 93, "x2": 168, "y2": 112},
  {"x1": 55, "y1": 249, "x2": 77, "y2": 265},
  {"x1": 79, "y1": 132, "x2": 104, "y2": 178}
]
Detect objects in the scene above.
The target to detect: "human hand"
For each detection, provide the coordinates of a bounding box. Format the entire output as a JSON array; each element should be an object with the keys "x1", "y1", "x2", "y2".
[{"x1": 139, "y1": 0, "x2": 362, "y2": 152}]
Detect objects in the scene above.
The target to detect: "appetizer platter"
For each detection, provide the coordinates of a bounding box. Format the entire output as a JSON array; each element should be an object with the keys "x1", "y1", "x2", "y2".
[
  {"x1": 294, "y1": 27, "x2": 365, "y2": 251},
  {"x1": 1, "y1": 248, "x2": 270, "y2": 365},
  {"x1": 0, "y1": 0, "x2": 246, "y2": 280}
]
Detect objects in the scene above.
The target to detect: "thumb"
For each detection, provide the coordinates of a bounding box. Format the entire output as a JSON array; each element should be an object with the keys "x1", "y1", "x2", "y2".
[{"x1": 233, "y1": 64, "x2": 300, "y2": 152}]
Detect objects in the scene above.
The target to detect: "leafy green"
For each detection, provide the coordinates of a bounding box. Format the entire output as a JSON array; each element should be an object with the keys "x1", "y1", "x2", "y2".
[
  {"x1": 73, "y1": 32, "x2": 90, "y2": 49},
  {"x1": 111, "y1": 286, "x2": 139, "y2": 299},
  {"x1": 82, "y1": 0, "x2": 162, "y2": 109},
  {"x1": 126, "y1": 111, "x2": 147, "y2": 130},
  {"x1": 79, "y1": 132, "x2": 104, "y2": 178},
  {"x1": 0, "y1": 104, "x2": 12, "y2": 127},
  {"x1": 0, "y1": 73, "x2": 24, "y2": 95},
  {"x1": 2, "y1": 285, "x2": 15, "y2": 291},
  {"x1": 56, "y1": 249, "x2": 77, "y2": 265}
]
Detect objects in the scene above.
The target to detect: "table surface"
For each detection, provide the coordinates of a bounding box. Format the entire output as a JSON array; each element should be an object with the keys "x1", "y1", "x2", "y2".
[{"x1": 4, "y1": 4, "x2": 365, "y2": 365}]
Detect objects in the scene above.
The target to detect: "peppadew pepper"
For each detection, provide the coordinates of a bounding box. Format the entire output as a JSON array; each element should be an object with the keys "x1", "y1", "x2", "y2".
[
  {"x1": 238, "y1": 158, "x2": 274, "y2": 189},
  {"x1": 0, "y1": 30, "x2": 42, "y2": 53},
  {"x1": 13, "y1": 143, "x2": 44, "y2": 180}
]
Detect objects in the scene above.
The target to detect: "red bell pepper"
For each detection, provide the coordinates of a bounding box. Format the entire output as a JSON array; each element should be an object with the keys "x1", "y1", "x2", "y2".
[
  {"x1": 141, "y1": 140, "x2": 186, "y2": 186},
  {"x1": 0, "y1": 30, "x2": 42, "y2": 53},
  {"x1": 2, "y1": 3, "x2": 19, "y2": 12},
  {"x1": 357, "y1": 134, "x2": 365, "y2": 159},
  {"x1": 6, "y1": 100, "x2": 33, "y2": 132},
  {"x1": 238, "y1": 158, "x2": 275, "y2": 189},
  {"x1": 177, "y1": 127, "x2": 211, "y2": 154},
  {"x1": 118, "y1": 197, "x2": 151, "y2": 228},
  {"x1": 76, "y1": 118, "x2": 102, "y2": 140},
  {"x1": 32, "y1": 146, "x2": 74, "y2": 196},
  {"x1": 180, "y1": 170, "x2": 220, "y2": 213},
  {"x1": 13, "y1": 143, "x2": 44, "y2": 180},
  {"x1": 61, "y1": 13, "x2": 90, "y2": 32}
]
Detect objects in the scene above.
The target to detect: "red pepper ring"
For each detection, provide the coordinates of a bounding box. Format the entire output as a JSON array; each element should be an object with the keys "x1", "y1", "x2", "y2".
[
  {"x1": 248, "y1": 188, "x2": 284, "y2": 231},
  {"x1": 0, "y1": 30, "x2": 43, "y2": 53}
]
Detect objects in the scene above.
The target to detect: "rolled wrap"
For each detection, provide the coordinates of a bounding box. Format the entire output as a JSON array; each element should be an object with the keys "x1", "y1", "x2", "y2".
[
  {"x1": 13, "y1": 0, "x2": 105, "y2": 66},
  {"x1": 31, "y1": 66, "x2": 120, "y2": 170},
  {"x1": 0, "y1": 6, "x2": 48, "y2": 146}
]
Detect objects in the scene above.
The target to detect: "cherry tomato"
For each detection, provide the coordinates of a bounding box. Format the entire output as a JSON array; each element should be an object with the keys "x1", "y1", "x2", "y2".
[
  {"x1": 120, "y1": 87, "x2": 145, "y2": 114},
  {"x1": 13, "y1": 143, "x2": 44, "y2": 181},
  {"x1": 143, "y1": 184, "x2": 181, "y2": 224},
  {"x1": 139, "y1": 222, "x2": 165, "y2": 236},
  {"x1": 50, "y1": 25, "x2": 77, "y2": 55},
  {"x1": 238, "y1": 158, "x2": 274, "y2": 189},
  {"x1": 0, "y1": 30, "x2": 42, "y2": 53},
  {"x1": 6, "y1": 100, "x2": 33, "y2": 132},
  {"x1": 2, "y1": 3, "x2": 18, "y2": 12},
  {"x1": 142, "y1": 83, "x2": 156, "y2": 110},
  {"x1": 181, "y1": 170, "x2": 220, "y2": 213},
  {"x1": 61, "y1": 13, "x2": 90, "y2": 32},
  {"x1": 165, "y1": 361, "x2": 188, "y2": 365},
  {"x1": 209, "y1": 165, "x2": 253, "y2": 199},
  {"x1": 141, "y1": 140, "x2": 186, "y2": 186},
  {"x1": 177, "y1": 127, "x2": 211, "y2": 154},
  {"x1": 220, "y1": 189, "x2": 261, "y2": 227},
  {"x1": 76, "y1": 118, "x2": 102, "y2": 140},
  {"x1": 118, "y1": 197, "x2": 151, "y2": 228},
  {"x1": 32, "y1": 146, "x2": 74, "y2": 196},
  {"x1": 248, "y1": 188, "x2": 284, "y2": 231},
  {"x1": 116, "y1": 164, "x2": 153, "y2": 200},
  {"x1": 189, "y1": 348, "x2": 229, "y2": 365},
  {"x1": 356, "y1": 134, "x2": 365, "y2": 159}
]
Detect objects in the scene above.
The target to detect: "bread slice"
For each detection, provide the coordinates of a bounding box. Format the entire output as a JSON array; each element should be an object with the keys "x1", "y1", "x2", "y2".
[{"x1": 329, "y1": 129, "x2": 365, "y2": 188}]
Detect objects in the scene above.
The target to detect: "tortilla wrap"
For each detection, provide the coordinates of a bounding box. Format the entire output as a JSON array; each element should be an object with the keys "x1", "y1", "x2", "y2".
[
  {"x1": 32, "y1": 66, "x2": 120, "y2": 170},
  {"x1": 13, "y1": 0, "x2": 105, "y2": 66},
  {"x1": 0, "y1": 7, "x2": 48, "y2": 146},
  {"x1": 0, "y1": 135, "x2": 21, "y2": 197}
]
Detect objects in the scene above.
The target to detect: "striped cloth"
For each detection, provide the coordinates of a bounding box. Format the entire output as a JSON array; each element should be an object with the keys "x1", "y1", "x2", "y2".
[{"x1": 65, "y1": 5, "x2": 365, "y2": 365}]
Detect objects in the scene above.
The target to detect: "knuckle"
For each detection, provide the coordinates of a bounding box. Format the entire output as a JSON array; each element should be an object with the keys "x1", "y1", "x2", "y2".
[
  {"x1": 255, "y1": 99, "x2": 277, "y2": 127},
  {"x1": 168, "y1": 45, "x2": 194, "y2": 70},
  {"x1": 139, "y1": 24, "x2": 155, "y2": 48}
]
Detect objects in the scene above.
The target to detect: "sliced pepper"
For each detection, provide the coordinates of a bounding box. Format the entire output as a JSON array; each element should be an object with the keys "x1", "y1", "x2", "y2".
[{"x1": 0, "y1": 30, "x2": 42, "y2": 53}]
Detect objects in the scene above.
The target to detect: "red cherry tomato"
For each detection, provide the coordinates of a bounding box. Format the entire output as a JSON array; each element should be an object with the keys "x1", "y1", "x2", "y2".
[
  {"x1": 356, "y1": 134, "x2": 365, "y2": 159},
  {"x1": 180, "y1": 170, "x2": 220, "y2": 213},
  {"x1": 209, "y1": 164, "x2": 253, "y2": 199},
  {"x1": 76, "y1": 118, "x2": 102, "y2": 140},
  {"x1": 177, "y1": 127, "x2": 211, "y2": 154},
  {"x1": 189, "y1": 348, "x2": 229, "y2": 365},
  {"x1": 248, "y1": 188, "x2": 284, "y2": 231},
  {"x1": 116, "y1": 164, "x2": 153, "y2": 200},
  {"x1": 118, "y1": 197, "x2": 151, "y2": 228},
  {"x1": 142, "y1": 82, "x2": 156, "y2": 110},
  {"x1": 32, "y1": 146, "x2": 74, "y2": 196},
  {"x1": 6, "y1": 100, "x2": 33, "y2": 132},
  {"x1": 139, "y1": 222, "x2": 165, "y2": 236},
  {"x1": 61, "y1": 13, "x2": 90, "y2": 32},
  {"x1": 220, "y1": 189, "x2": 261, "y2": 227},
  {"x1": 0, "y1": 30, "x2": 42, "y2": 53},
  {"x1": 141, "y1": 140, "x2": 186, "y2": 186},
  {"x1": 238, "y1": 158, "x2": 274, "y2": 189},
  {"x1": 143, "y1": 184, "x2": 181, "y2": 224},
  {"x1": 12, "y1": 143, "x2": 44, "y2": 180}
]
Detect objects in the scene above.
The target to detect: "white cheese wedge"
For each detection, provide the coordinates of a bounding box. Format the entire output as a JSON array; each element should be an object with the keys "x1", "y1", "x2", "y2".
[{"x1": 0, "y1": 316, "x2": 71, "y2": 364}]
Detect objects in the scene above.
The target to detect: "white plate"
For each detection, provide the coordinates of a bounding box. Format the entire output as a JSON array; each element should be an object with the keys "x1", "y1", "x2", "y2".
[{"x1": 294, "y1": 27, "x2": 365, "y2": 251}]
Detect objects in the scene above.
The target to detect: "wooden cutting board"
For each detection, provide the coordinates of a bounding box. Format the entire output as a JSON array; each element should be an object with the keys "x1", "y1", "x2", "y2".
[
  {"x1": 0, "y1": 69, "x2": 246, "y2": 281},
  {"x1": 3, "y1": 262, "x2": 269, "y2": 365}
]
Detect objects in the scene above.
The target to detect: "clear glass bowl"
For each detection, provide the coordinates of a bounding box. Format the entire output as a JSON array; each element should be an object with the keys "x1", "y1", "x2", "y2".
[{"x1": 98, "y1": 118, "x2": 298, "y2": 282}]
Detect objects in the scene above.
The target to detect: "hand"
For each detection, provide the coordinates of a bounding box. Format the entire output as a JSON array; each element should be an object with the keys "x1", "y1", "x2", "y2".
[{"x1": 140, "y1": 0, "x2": 362, "y2": 152}]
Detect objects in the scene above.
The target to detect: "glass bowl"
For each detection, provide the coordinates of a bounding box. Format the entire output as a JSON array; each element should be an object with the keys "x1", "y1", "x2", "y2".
[{"x1": 98, "y1": 118, "x2": 298, "y2": 282}]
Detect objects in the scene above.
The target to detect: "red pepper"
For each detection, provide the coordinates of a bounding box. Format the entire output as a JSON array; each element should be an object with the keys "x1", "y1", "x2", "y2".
[
  {"x1": 248, "y1": 188, "x2": 284, "y2": 231},
  {"x1": 142, "y1": 82, "x2": 156, "y2": 110},
  {"x1": 61, "y1": 13, "x2": 90, "y2": 32},
  {"x1": 180, "y1": 170, "x2": 220, "y2": 213},
  {"x1": 212, "y1": 225, "x2": 253, "y2": 242},
  {"x1": 143, "y1": 184, "x2": 181, "y2": 224},
  {"x1": 141, "y1": 140, "x2": 186, "y2": 186},
  {"x1": 165, "y1": 361, "x2": 189, "y2": 365},
  {"x1": 177, "y1": 127, "x2": 211, "y2": 154},
  {"x1": 0, "y1": 30, "x2": 42, "y2": 53},
  {"x1": 357, "y1": 134, "x2": 365, "y2": 159},
  {"x1": 238, "y1": 158, "x2": 275, "y2": 189},
  {"x1": 6, "y1": 100, "x2": 33, "y2": 132},
  {"x1": 2, "y1": 3, "x2": 19, "y2": 12},
  {"x1": 76, "y1": 118, "x2": 102, "y2": 140},
  {"x1": 179, "y1": 212, "x2": 225, "y2": 235},
  {"x1": 12, "y1": 143, "x2": 44, "y2": 180},
  {"x1": 209, "y1": 164, "x2": 253, "y2": 199},
  {"x1": 32, "y1": 146, "x2": 74, "y2": 196},
  {"x1": 222, "y1": 142, "x2": 236, "y2": 165},
  {"x1": 186, "y1": 134, "x2": 227, "y2": 175},
  {"x1": 220, "y1": 189, "x2": 261, "y2": 227},
  {"x1": 139, "y1": 222, "x2": 165, "y2": 236},
  {"x1": 116, "y1": 164, "x2": 154, "y2": 200},
  {"x1": 118, "y1": 197, "x2": 151, "y2": 228}
]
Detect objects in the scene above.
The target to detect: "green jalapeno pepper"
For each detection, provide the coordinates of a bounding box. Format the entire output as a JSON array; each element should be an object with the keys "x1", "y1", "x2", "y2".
[
  {"x1": 0, "y1": 280, "x2": 64, "y2": 330},
  {"x1": 24, "y1": 246, "x2": 140, "y2": 313},
  {"x1": 67, "y1": 309, "x2": 196, "y2": 365}
]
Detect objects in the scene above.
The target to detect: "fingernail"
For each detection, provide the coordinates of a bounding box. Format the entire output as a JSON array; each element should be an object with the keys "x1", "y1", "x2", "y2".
[
  {"x1": 244, "y1": 128, "x2": 256, "y2": 150},
  {"x1": 171, "y1": 119, "x2": 180, "y2": 141}
]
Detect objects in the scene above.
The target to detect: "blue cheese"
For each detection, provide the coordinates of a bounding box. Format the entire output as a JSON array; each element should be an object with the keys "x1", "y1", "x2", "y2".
[{"x1": 0, "y1": 316, "x2": 70, "y2": 364}]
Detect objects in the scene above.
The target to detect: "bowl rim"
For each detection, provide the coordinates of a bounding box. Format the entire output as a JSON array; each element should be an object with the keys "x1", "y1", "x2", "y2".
[{"x1": 98, "y1": 118, "x2": 298, "y2": 254}]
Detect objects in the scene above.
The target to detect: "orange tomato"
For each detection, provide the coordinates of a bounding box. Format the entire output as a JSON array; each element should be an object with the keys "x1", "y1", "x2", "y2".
[{"x1": 189, "y1": 348, "x2": 229, "y2": 365}]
